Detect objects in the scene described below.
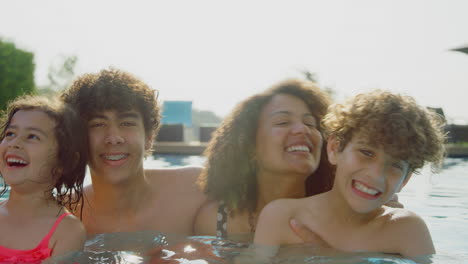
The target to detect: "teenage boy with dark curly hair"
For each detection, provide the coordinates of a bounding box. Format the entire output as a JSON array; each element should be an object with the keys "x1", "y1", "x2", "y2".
[{"x1": 62, "y1": 68, "x2": 206, "y2": 236}]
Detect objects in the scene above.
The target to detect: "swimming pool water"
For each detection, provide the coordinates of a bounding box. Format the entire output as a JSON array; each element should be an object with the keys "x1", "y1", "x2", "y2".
[
  {"x1": 3, "y1": 155, "x2": 468, "y2": 263},
  {"x1": 147, "y1": 155, "x2": 468, "y2": 258}
]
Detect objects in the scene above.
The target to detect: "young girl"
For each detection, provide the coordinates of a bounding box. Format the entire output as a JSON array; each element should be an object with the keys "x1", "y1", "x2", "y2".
[{"x1": 0, "y1": 95, "x2": 88, "y2": 263}]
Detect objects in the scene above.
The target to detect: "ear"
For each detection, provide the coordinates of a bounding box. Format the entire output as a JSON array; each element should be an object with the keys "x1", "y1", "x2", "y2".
[
  {"x1": 327, "y1": 135, "x2": 340, "y2": 165},
  {"x1": 145, "y1": 134, "x2": 154, "y2": 151}
]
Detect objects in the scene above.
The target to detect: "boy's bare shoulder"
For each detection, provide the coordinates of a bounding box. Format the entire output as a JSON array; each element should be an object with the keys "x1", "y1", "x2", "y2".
[
  {"x1": 260, "y1": 198, "x2": 306, "y2": 221},
  {"x1": 146, "y1": 166, "x2": 203, "y2": 178},
  {"x1": 380, "y1": 207, "x2": 430, "y2": 241},
  {"x1": 145, "y1": 166, "x2": 203, "y2": 186},
  {"x1": 380, "y1": 207, "x2": 435, "y2": 256},
  {"x1": 145, "y1": 166, "x2": 206, "y2": 200},
  {"x1": 381, "y1": 206, "x2": 422, "y2": 223},
  {"x1": 256, "y1": 198, "x2": 313, "y2": 245}
]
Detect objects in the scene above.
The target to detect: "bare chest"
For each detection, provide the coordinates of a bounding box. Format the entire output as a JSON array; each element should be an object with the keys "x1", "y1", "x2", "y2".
[
  {"x1": 82, "y1": 199, "x2": 199, "y2": 236},
  {"x1": 0, "y1": 216, "x2": 53, "y2": 250},
  {"x1": 314, "y1": 220, "x2": 394, "y2": 253}
]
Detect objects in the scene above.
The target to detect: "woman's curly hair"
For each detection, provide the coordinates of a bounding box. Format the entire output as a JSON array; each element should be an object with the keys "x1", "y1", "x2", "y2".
[
  {"x1": 322, "y1": 90, "x2": 447, "y2": 173},
  {"x1": 197, "y1": 79, "x2": 333, "y2": 215},
  {"x1": 61, "y1": 68, "x2": 161, "y2": 154},
  {"x1": 0, "y1": 95, "x2": 87, "y2": 210}
]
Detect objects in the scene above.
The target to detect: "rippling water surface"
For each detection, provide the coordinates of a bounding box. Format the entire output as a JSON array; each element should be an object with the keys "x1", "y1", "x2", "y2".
[{"x1": 4, "y1": 155, "x2": 468, "y2": 263}]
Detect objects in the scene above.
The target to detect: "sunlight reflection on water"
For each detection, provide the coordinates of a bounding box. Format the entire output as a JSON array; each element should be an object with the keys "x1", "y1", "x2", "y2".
[{"x1": 3, "y1": 156, "x2": 468, "y2": 263}]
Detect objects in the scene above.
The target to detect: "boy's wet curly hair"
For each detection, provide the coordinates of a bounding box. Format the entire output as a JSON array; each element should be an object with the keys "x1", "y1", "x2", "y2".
[
  {"x1": 0, "y1": 95, "x2": 87, "y2": 209},
  {"x1": 322, "y1": 90, "x2": 447, "y2": 173},
  {"x1": 197, "y1": 79, "x2": 333, "y2": 215},
  {"x1": 61, "y1": 68, "x2": 160, "y2": 153}
]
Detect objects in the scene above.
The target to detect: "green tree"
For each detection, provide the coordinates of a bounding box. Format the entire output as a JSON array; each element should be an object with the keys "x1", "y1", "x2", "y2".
[
  {"x1": 301, "y1": 69, "x2": 336, "y2": 100},
  {"x1": 36, "y1": 55, "x2": 78, "y2": 96},
  {"x1": 0, "y1": 39, "x2": 35, "y2": 110}
]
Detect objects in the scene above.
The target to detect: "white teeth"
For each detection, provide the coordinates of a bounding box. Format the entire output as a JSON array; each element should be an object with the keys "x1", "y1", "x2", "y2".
[
  {"x1": 286, "y1": 145, "x2": 310, "y2": 153},
  {"x1": 104, "y1": 154, "x2": 128, "y2": 161},
  {"x1": 354, "y1": 181, "x2": 379, "y2": 196},
  {"x1": 6, "y1": 158, "x2": 28, "y2": 165}
]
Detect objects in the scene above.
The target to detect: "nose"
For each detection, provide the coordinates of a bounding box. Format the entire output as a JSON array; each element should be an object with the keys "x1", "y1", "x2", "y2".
[
  {"x1": 367, "y1": 160, "x2": 387, "y2": 183},
  {"x1": 291, "y1": 121, "x2": 310, "y2": 135},
  {"x1": 7, "y1": 137, "x2": 22, "y2": 149},
  {"x1": 104, "y1": 126, "x2": 125, "y2": 145}
]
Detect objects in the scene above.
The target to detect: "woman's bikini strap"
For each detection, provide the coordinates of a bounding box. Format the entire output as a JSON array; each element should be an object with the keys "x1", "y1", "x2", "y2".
[{"x1": 216, "y1": 201, "x2": 228, "y2": 239}]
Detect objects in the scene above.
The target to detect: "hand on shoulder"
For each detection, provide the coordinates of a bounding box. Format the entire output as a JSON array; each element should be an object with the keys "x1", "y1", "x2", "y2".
[{"x1": 289, "y1": 218, "x2": 331, "y2": 248}]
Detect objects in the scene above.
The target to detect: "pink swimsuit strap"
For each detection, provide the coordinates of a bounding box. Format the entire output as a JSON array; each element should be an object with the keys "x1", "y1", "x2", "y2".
[
  {"x1": 36, "y1": 212, "x2": 72, "y2": 248},
  {"x1": 0, "y1": 212, "x2": 72, "y2": 263}
]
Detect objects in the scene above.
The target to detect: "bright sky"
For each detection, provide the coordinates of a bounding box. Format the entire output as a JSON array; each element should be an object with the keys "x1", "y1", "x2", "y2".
[{"x1": 2, "y1": 0, "x2": 468, "y2": 123}]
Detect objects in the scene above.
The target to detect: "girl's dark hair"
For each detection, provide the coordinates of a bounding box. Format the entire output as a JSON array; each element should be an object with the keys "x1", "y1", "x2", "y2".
[
  {"x1": 197, "y1": 79, "x2": 334, "y2": 215},
  {"x1": 0, "y1": 95, "x2": 87, "y2": 209}
]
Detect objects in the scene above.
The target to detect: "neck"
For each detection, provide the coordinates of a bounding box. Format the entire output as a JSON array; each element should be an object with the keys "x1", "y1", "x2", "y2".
[
  {"x1": 6, "y1": 189, "x2": 59, "y2": 217},
  {"x1": 89, "y1": 169, "x2": 152, "y2": 213},
  {"x1": 322, "y1": 187, "x2": 380, "y2": 226},
  {"x1": 255, "y1": 170, "x2": 307, "y2": 214}
]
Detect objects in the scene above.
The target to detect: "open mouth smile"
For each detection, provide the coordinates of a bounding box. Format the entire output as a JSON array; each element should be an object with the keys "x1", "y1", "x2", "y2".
[
  {"x1": 101, "y1": 154, "x2": 129, "y2": 161},
  {"x1": 286, "y1": 144, "x2": 311, "y2": 153},
  {"x1": 5, "y1": 155, "x2": 29, "y2": 168},
  {"x1": 352, "y1": 180, "x2": 382, "y2": 199}
]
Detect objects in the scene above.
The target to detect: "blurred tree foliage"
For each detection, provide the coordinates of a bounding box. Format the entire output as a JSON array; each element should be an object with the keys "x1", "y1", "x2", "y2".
[
  {"x1": 301, "y1": 69, "x2": 336, "y2": 101},
  {"x1": 36, "y1": 55, "x2": 77, "y2": 96},
  {"x1": 0, "y1": 39, "x2": 35, "y2": 111}
]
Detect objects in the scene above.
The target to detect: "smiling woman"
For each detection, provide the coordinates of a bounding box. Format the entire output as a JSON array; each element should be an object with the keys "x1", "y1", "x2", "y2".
[{"x1": 194, "y1": 79, "x2": 333, "y2": 240}]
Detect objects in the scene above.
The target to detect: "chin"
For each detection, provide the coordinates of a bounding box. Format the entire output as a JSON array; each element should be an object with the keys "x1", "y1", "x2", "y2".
[
  {"x1": 291, "y1": 165, "x2": 317, "y2": 176},
  {"x1": 349, "y1": 200, "x2": 381, "y2": 214}
]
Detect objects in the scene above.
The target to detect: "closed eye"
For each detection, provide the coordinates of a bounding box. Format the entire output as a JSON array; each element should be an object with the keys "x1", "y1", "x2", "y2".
[
  {"x1": 121, "y1": 121, "x2": 136, "y2": 127},
  {"x1": 89, "y1": 122, "x2": 105, "y2": 128},
  {"x1": 275, "y1": 121, "x2": 289, "y2": 126},
  {"x1": 27, "y1": 134, "x2": 40, "y2": 140},
  {"x1": 359, "y1": 149, "x2": 374, "y2": 157}
]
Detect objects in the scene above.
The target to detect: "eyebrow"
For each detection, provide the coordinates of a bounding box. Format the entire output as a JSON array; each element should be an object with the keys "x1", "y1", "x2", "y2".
[
  {"x1": 118, "y1": 112, "x2": 140, "y2": 119},
  {"x1": 7, "y1": 125, "x2": 49, "y2": 138},
  {"x1": 89, "y1": 111, "x2": 140, "y2": 120},
  {"x1": 270, "y1": 110, "x2": 314, "y2": 118},
  {"x1": 88, "y1": 113, "x2": 108, "y2": 120},
  {"x1": 355, "y1": 140, "x2": 374, "y2": 147}
]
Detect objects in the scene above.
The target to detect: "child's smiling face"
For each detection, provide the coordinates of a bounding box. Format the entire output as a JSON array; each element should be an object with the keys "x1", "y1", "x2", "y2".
[
  {"x1": 0, "y1": 109, "x2": 59, "y2": 189},
  {"x1": 328, "y1": 133, "x2": 411, "y2": 214}
]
